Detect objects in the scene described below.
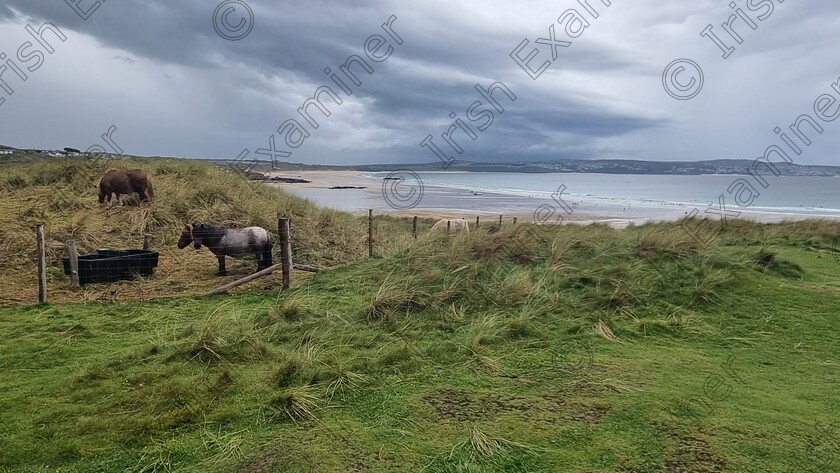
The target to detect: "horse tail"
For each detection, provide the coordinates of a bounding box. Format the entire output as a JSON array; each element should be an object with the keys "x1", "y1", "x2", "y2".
[
  {"x1": 145, "y1": 172, "x2": 155, "y2": 199},
  {"x1": 263, "y1": 235, "x2": 273, "y2": 267}
]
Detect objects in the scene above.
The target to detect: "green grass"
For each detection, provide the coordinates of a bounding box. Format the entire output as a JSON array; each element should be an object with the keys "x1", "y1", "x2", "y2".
[{"x1": 1, "y1": 218, "x2": 838, "y2": 472}]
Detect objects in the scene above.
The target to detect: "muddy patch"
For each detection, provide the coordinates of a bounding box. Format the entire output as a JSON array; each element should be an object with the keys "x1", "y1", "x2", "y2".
[
  {"x1": 564, "y1": 405, "x2": 610, "y2": 424},
  {"x1": 619, "y1": 436, "x2": 725, "y2": 473},
  {"x1": 663, "y1": 434, "x2": 726, "y2": 472},
  {"x1": 423, "y1": 387, "x2": 611, "y2": 426},
  {"x1": 423, "y1": 388, "x2": 535, "y2": 421},
  {"x1": 236, "y1": 448, "x2": 314, "y2": 473},
  {"x1": 620, "y1": 422, "x2": 727, "y2": 473},
  {"x1": 423, "y1": 388, "x2": 477, "y2": 421},
  {"x1": 483, "y1": 393, "x2": 535, "y2": 413}
]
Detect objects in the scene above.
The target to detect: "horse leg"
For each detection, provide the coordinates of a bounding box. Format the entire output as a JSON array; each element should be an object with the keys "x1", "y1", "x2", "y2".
[
  {"x1": 138, "y1": 191, "x2": 148, "y2": 203},
  {"x1": 217, "y1": 255, "x2": 227, "y2": 276},
  {"x1": 265, "y1": 244, "x2": 274, "y2": 267},
  {"x1": 258, "y1": 242, "x2": 273, "y2": 270},
  {"x1": 255, "y1": 245, "x2": 264, "y2": 271}
]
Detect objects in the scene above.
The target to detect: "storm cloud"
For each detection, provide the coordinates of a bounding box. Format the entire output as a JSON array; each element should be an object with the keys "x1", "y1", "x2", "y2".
[{"x1": 0, "y1": 0, "x2": 837, "y2": 165}]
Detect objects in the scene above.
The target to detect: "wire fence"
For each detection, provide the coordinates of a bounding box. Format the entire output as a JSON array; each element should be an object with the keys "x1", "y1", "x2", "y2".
[{"x1": 13, "y1": 210, "x2": 527, "y2": 306}]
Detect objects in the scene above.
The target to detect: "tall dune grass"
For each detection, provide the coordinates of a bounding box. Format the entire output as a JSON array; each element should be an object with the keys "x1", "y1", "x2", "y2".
[{"x1": 0, "y1": 156, "x2": 418, "y2": 303}]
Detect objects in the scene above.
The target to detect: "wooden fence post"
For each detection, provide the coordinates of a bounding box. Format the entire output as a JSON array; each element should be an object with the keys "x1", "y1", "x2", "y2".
[
  {"x1": 499, "y1": 215, "x2": 503, "y2": 227},
  {"x1": 412, "y1": 216, "x2": 418, "y2": 239},
  {"x1": 36, "y1": 224, "x2": 47, "y2": 304},
  {"x1": 368, "y1": 209, "x2": 374, "y2": 258},
  {"x1": 476, "y1": 216, "x2": 480, "y2": 228},
  {"x1": 278, "y1": 217, "x2": 292, "y2": 289},
  {"x1": 143, "y1": 234, "x2": 153, "y2": 250},
  {"x1": 447, "y1": 220, "x2": 451, "y2": 234},
  {"x1": 513, "y1": 217, "x2": 518, "y2": 225},
  {"x1": 67, "y1": 240, "x2": 79, "y2": 288}
]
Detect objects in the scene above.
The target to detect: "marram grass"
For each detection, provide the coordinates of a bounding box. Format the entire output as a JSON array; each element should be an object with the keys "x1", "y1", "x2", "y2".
[{"x1": 1, "y1": 155, "x2": 839, "y2": 472}]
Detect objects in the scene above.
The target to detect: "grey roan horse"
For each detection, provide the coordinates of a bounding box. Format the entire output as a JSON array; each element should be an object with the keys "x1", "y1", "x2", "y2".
[{"x1": 177, "y1": 224, "x2": 273, "y2": 275}]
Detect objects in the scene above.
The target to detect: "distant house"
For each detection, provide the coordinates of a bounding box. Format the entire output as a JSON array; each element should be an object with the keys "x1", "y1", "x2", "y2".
[{"x1": 0, "y1": 150, "x2": 12, "y2": 155}]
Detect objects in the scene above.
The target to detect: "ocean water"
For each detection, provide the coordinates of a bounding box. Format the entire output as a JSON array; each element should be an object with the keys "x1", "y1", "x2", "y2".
[
  {"x1": 287, "y1": 172, "x2": 840, "y2": 222},
  {"x1": 395, "y1": 172, "x2": 840, "y2": 215}
]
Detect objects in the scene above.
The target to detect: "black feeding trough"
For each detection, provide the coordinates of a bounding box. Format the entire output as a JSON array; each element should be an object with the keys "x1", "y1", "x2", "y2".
[{"x1": 62, "y1": 249, "x2": 159, "y2": 285}]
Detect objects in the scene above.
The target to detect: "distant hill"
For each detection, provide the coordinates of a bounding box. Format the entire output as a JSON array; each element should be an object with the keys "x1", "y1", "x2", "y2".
[
  {"x1": 4, "y1": 144, "x2": 837, "y2": 176},
  {"x1": 233, "y1": 158, "x2": 840, "y2": 177},
  {"x1": 349, "y1": 158, "x2": 840, "y2": 176}
]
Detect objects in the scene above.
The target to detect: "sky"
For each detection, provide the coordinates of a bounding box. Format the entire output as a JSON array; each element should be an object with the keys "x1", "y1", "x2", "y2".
[{"x1": 0, "y1": 0, "x2": 838, "y2": 166}]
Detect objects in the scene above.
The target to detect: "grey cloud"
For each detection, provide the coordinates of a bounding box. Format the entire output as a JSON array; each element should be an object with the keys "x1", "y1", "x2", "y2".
[{"x1": 0, "y1": 0, "x2": 837, "y2": 165}]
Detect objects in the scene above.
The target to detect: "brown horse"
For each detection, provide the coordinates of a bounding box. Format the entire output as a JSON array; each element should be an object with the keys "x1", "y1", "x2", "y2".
[{"x1": 98, "y1": 169, "x2": 155, "y2": 205}]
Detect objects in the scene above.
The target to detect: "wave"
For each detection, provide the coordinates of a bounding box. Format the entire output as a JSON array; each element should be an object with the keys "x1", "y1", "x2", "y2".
[{"x1": 363, "y1": 172, "x2": 840, "y2": 214}]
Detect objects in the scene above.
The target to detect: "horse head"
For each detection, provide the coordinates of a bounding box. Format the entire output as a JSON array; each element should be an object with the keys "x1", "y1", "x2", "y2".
[
  {"x1": 191, "y1": 223, "x2": 210, "y2": 249},
  {"x1": 177, "y1": 224, "x2": 199, "y2": 249}
]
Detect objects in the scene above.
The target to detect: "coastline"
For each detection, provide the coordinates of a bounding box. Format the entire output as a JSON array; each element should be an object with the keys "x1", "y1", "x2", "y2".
[{"x1": 265, "y1": 170, "x2": 840, "y2": 226}]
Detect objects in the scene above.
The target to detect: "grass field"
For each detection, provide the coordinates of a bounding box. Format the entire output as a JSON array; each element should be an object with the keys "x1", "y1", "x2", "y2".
[{"x1": 1, "y1": 157, "x2": 838, "y2": 472}]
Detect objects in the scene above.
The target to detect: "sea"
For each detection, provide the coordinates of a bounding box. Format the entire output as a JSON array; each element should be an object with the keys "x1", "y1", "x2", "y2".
[{"x1": 286, "y1": 172, "x2": 840, "y2": 223}]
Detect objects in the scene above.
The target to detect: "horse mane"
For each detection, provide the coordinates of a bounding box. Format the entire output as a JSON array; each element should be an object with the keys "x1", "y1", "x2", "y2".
[
  {"x1": 196, "y1": 223, "x2": 227, "y2": 231},
  {"x1": 192, "y1": 223, "x2": 227, "y2": 237},
  {"x1": 99, "y1": 169, "x2": 121, "y2": 183}
]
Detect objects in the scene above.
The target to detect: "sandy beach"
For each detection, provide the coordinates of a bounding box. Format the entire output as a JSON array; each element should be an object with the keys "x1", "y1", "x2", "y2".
[
  {"x1": 265, "y1": 170, "x2": 595, "y2": 221},
  {"x1": 266, "y1": 170, "x2": 840, "y2": 226},
  {"x1": 268, "y1": 170, "x2": 373, "y2": 189}
]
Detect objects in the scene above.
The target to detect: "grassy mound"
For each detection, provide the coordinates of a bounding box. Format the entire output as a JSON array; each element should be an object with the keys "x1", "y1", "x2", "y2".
[
  {"x1": 0, "y1": 156, "x2": 418, "y2": 304},
  {"x1": 346, "y1": 218, "x2": 839, "y2": 339},
  {"x1": 0, "y1": 218, "x2": 838, "y2": 472},
  {"x1": 2, "y1": 156, "x2": 839, "y2": 472}
]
